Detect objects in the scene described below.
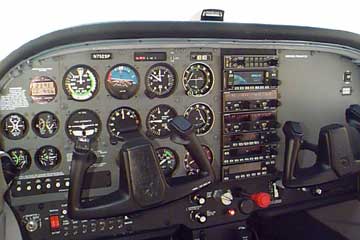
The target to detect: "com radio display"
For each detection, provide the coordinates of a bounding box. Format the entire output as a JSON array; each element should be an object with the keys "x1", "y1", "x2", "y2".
[{"x1": 229, "y1": 71, "x2": 264, "y2": 86}]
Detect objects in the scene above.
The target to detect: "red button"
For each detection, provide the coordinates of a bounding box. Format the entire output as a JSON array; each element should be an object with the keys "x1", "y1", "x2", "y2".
[
  {"x1": 49, "y1": 215, "x2": 60, "y2": 231},
  {"x1": 250, "y1": 192, "x2": 271, "y2": 208}
]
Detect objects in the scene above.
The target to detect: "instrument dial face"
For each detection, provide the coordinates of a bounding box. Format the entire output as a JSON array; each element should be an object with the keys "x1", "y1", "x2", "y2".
[
  {"x1": 66, "y1": 109, "x2": 101, "y2": 142},
  {"x1": 107, "y1": 107, "x2": 141, "y2": 139},
  {"x1": 184, "y1": 103, "x2": 214, "y2": 136},
  {"x1": 183, "y1": 63, "x2": 214, "y2": 96},
  {"x1": 1, "y1": 113, "x2": 28, "y2": 140},
  {"x1": 32, "y1": 112, "x2": 59, "y2": 138},
  {"x1": 145, "y1": 64, "x2": 176, "y2": 98},
  {"x1": 7, "y1": 148, "x2": 31, "y2": 172},
  {"x1": 184, "y1": 145, "x2": 213, "y2": 175},
  {"x1": 156, "y1": 147, "x2": 178, "y2": 177},
  {"x1": 106, "y1": 64, "x2": 140, "y2": 99},
  {"x1": 35, "y1": 146, "x2": 61, "y2": 170},
  {"x1": 63, "y1": 65, "x2": 98, "y2": 101},
  {"x1": 146, "y1": 105, "x2": 177, "y2": 138}
]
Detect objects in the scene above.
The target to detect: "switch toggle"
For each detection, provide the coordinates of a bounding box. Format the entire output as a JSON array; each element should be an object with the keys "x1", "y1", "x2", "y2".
[{"x1": 49, "y1": 215, "x2": 60, "y2": 231}]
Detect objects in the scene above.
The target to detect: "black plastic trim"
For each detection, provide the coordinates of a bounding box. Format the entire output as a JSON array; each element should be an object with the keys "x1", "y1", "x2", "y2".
[{"x1": 1, "y1": 21, "x2": 360, "y2": 80}]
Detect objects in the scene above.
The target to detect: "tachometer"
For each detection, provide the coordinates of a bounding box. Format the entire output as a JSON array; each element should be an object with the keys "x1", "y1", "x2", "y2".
[
  {"x1": 7, "y1": 148, "x2": 31, "y2": 172},
  {"x1": 1, "y1": 113, "x2": 28, "y2": 140},
  {"x1": 184, "y1": 103, "x2": 214, "y2": 136},
  {"x1": 63, "y1": 65, "x2": 98, "y2": 101},
  {"x1": 32, "y1": 112, "x2": 59, "y2": 138},
  {"x1": 184, "y1": 145, "x2": 213, "y2": 175},
  {"x1": 183, "y1": 63, "x2": 214, "y2": 96},
  {"x1": 146, "y1": 105, "x2": 177, "y2": 138},
  {"x1": 35, "y1": 146, "x2": 61, "y2": 170},
  {"x1": 145, "y1": 64, "x2": 176, "y2": 98},
  {"x1": 107, "y1": 107, "x2": 141, "y2": 140},
  {"x1": 155, "y1": 147, "x2": 178, "y2": 177},
  {"x1": 105, "y1": 64, "x2": 140, "y2": 99},
  {"x1": 66, "y1": 109, "x2": 101, "y2": 142}
]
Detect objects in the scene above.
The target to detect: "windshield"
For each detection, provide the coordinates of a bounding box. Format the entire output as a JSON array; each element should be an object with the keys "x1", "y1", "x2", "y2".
[{"x1": 0, "y1": 0, "x2": 359, "y2": 61}]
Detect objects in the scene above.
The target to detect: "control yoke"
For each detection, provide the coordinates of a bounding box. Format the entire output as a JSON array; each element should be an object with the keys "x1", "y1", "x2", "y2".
[
  {"x1": 283, "y1": 105, "x2": 360, "y2": 188},
  {"x1": 68, "y1": 116, "x2": 215, "y2": 220}
]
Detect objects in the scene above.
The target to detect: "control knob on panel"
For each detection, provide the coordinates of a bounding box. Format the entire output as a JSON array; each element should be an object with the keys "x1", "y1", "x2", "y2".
[
  {"x1": 23, "y1": 216, "x2": 41, "y2": 233},
  {"x1": 192, "y1": 195, "x2": 206, "y2": 205},
  {"x1": 239, "y1": 199, "x2": 255, "y2": 215},
  {"x1": 194, "y1": 212, "x2": 207, "y2": 224},
  {"x1": 250, "y1": 192, "x2": 271, "y2": 208},
  {"x1": 220, "y1": 192, "x2": 234, "y2": 206}
]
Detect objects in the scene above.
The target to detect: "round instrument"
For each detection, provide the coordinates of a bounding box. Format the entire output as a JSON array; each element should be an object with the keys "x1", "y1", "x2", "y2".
[
  {"x1": 63, "y1": 65, "x2": 98, "y2": 101},
  {"x1": 183, "y1": 63, "x2": 214, "y2": 96},
  {"x1": 146, "y1": 105, "x2": 177, "y2": 138},
  {"x1": 145, "y1": 64, "x2": 177, "y2": 98},
  {"x1": 184, "y1": 103, "x2": 214, "y2": 136},
  {"x1": 105, "y1": 64, "x2": 140, "y2": 99}
]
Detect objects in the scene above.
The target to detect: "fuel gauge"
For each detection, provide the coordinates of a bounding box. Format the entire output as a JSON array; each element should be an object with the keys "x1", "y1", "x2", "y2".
[
  {"x1": 32, "y1": 112, "x2": 59, "y2": 138},
  {"x1": 7, "y1": 148, "x2": 31, "y2": 172}
]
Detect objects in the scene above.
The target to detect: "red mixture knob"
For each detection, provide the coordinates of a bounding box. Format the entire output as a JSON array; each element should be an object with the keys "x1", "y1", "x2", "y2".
[{"x1": 250, "y1": 192, "x2": 271, "y2": 208}]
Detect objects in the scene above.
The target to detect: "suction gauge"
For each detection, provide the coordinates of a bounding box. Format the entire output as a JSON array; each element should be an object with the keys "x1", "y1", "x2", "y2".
[
  {"x1": 107, "y1": 107, "x2": 141, "y2": 140},
  {"x1": 105, "y1": 64, "x2": 140, "y2": 99},
  {"x1": 66, "y1": 109, "x2": 101, "y2": 142},
  {"x1": 183, "y1": 63, "x2": 214, "y2": 96},
  {"x1": 146, "y1": 105, "x2": 177, "y2": 138},
  {"x1": 35, "y1": 146, "x2": 61, "y2": 170},
  {"x1": 32, "y1": 112, "x2": 59, "y2": 138},
  {"x1": 145, "y1": 64, "x2": 177, "y2": 98},
  {"x1": 63, "y1": 65, "x2": 98, "y2": 101},
  {"x1": 1, "y1": 113, "x2": 28, "y2": 140},
  {"x1": 156, "y1": 147, "x2": 178, "y2": 177},
  {"x1": 184, "y1": 103, "x2": 214, "y2": 136},
  {"x1": 184, "y1": 145, "x2": 213, "y2": 175}
]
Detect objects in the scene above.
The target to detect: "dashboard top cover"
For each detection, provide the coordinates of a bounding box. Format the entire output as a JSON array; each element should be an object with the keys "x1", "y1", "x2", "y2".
[{"x1": 1, "y1": 21, "x2": 360, "y2": 80}]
